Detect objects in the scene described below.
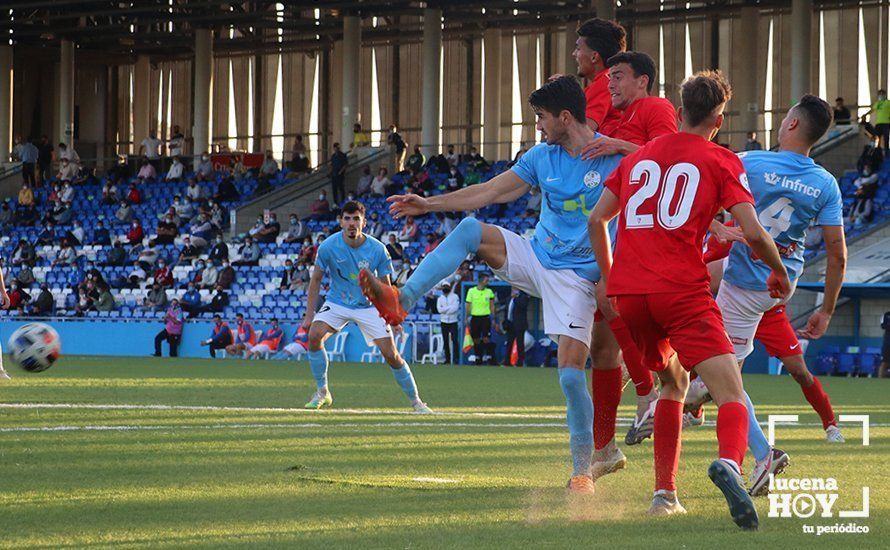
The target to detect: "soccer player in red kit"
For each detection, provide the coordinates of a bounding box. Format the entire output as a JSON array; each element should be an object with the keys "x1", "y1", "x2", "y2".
[
  {"x1": 575, "y1": 18, "x2": 626, "y2": 135},
  {"x1": 588, "y1": 70, "x2": 791, "y2": 529}
]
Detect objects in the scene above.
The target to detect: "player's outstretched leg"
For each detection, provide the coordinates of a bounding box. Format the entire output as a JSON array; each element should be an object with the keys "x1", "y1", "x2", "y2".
[
  {"x1": 560, "y1": 366, "x2": 596, "y2": 494},
  {"x1": 378, "y1": 337, "x2": 432, "y2": 414},
  {"x1": 589, "y1": 321, "x2": 628, "y2": 480},
  {"x1": 607, "y1": 316, "x2": 659, "y2": 445},
  {"x1": 745, "y1": 391, "x2": 790, "y2": 496},
  {"x1": 782, "y1": 354, "x2": 843, "y2": 442},
  {"x1": 648, "y1": 356, "x2": 688, "y2": 516},
  {"x1": 305, "y1": 323, "x2": 334, "y2": 409},
  {"x1": 361, "y1": 217, "x2": 484, "y2": 325},
  {"x1": 696, "y1": 356, "x2": 759, "y2": 530}
]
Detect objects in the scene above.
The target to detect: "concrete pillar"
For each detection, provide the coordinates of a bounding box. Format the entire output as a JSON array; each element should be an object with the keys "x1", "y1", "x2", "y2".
[
  {"x1": 0, "y1": 46, "x2": 12, "y2": 161},
  {"x1": 595, "y1": 0, "x2": 616, "y2": 21},
  {"x1": 58, "y1": 40, "x2": 75, "y2": 146},
  {"x1": 132, "y1": 55, "x2": 151, "y2": 152},
  {"x1": 483, "y1": 28, "x2": 502, "y2": 160},
  {"x1": 564, "y1": 23, "x2": 576, "y2": 75},
  {"x1": 735, "y1": 7, "x2": 759, "y2": 139},
  {"x1": 193, "y1": 28, "x2": 213, "y2": 157},
  {"x1": 420, "y1": 8, "x2": 442, "y2": 157},
  {"x1": 341, "y1": 15, "x2": 361, "y2": 148},
  {"x1": 790, "y1": 0, "x2": 812, "y2": 102}
]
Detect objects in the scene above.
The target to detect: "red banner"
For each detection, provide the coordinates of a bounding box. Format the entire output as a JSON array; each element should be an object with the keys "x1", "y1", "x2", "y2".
[{"x1": 211, "y1": 152, "x2": 264, "y2": 171}]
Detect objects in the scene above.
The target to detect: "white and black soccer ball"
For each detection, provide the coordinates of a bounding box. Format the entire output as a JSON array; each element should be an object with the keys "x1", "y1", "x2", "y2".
[{"x1": 8, "y1": 323, "x2": 62, "y2": 372}]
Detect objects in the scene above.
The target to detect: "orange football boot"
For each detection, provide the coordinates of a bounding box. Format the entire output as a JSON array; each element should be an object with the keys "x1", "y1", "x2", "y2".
[{"x1": 359, "y1": 269, "x2": 408, "y2": 326}]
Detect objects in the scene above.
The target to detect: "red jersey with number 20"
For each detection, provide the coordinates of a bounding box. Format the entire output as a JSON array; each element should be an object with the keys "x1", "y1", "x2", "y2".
[{"x1": 603, "y1": 132, "x2": 755, "y2": 296}]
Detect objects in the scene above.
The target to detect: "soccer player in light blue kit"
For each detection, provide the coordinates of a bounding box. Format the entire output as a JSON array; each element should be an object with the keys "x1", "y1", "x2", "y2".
[
  {"x1": 301, "y1": 201, "x2": 432, "y2": 413},
  {"x1": 360, "y1": 76, "x2": 623, "y2": 493},
  {"x1": 687, "y1": 95, "x2": 847, "y2": 496}
]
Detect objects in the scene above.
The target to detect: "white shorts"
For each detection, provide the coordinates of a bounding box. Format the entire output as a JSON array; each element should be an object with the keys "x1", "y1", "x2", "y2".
[
  {"x1": 491, "y1": 227, "x2": 597, "y2": 347},
  {"x1": 314, "y1": 301, "x2": 393, "y2": 345},
  {"x1": 283, "y1": 342, "x2": 307, "y2": 355},
  {"x1": 250, "y1": 343, "x2": 273, "y2": 354},
  {"x1": 716, "y1": 280, "x2": 795, "y2": 361}
]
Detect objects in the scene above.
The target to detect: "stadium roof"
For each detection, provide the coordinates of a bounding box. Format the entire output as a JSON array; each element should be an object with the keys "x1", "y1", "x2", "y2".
[{"x1": 1, "y1": 0, "x2": 882, "y2": 60}]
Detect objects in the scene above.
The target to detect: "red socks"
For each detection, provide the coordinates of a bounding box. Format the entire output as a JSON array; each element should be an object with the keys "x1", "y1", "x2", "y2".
[
  {"x1": 801, "y1": 376, "x2": 837, "y2": 430},
  {"x1": 591, "y1": 367, "x2": 623, "y2": 450},
  {"x1": 607, "y1": 317, "x2": 654, "y2": 396},
  {"x1": 716, "y1": 402, "x2": 749, "y2": 468},
  {"x1": 654, "y1": 399, "x2": 683, "y2": 492}
]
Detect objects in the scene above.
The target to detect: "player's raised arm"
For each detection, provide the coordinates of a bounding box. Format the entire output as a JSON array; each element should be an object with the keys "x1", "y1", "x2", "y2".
[
  {"x1": 388, "y1": 170, "x2": 531, "y2": 219},
  {"x1": 799, "y1": 226, "x2": 846, "y2": 339},
  {"x1": 728, "y1": 202, "x2": 791, "y2": 299},
  {"x1": 301, "y1": 265, "x2": 325, "y2": 329}
]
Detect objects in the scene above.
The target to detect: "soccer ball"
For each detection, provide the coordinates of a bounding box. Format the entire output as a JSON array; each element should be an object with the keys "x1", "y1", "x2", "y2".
[{"x1": 8, "y1": 323, "x2": 61, "y2": 372}]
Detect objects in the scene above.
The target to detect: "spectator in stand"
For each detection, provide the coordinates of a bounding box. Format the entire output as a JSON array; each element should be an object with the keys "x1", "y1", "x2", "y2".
[
  {"x1": 208, "y1": 235, "x2": 229, "y2": 263},
  {"x1": 511, "y1": 142, "x2": 530, "y2": 165},
  {"x1": 466, "y1": 146, "x2": 489, "y2": 171},
  {"x1": 195, "y1": 153, "x2": 214, "y2": 182},
  {"x1": 353, "y1": 123, "x2": 371, "y2": 147},
  {"x1": 833, "y1": 97, "x2": 852, "y2": 125},
  {"x1": 744, "y1": 131, "x2": 763, "y2": 151},
  {"x1": 854, "y1": 165, "x2": 878, "y2": 189},
  {"x1": 126, "y1": 219, "x2": 145, "y2": 245},
  {"x1": 56, "y1": 142, "x2": 80, "y2": 167},
  {"x1": 16, "y1": 262, "x2": 35, "y2": 288},
  {"x1": 256, "y1": 213, "x2": 281, "y2": 244},
  {"x1": 140, "y1": 132, "x2": 163, "y2": 170},
  {"x1": 849, "y1": 179, "x2": 877, "y2": 226},
  {"x1": 127, "y1": 183, "x2": 142, "y2": 204},
  {"x1": 115, "y1": 201, "x2": 133, "y2": 225},
  {"x1": 54, "y1": 201, "x2": 73, "y2": 225},
  {"x1": 67, "y1": 219, "x2": 85, "y2": 246},
  {"x1": 870, "y1": 89, "x2": 890, "y2": 153},
  {"x1": 201, "y1": 315, "x2": 234, "y2": 357},
  {"x1": 296, "y1": 236, "x2": 317, "y2": 266},
  {"x1": 177, "y1": 237, "x2": 199, "y2": 265},
  {"x1": 168, "y1": 125, "x2": 185, "y2": 157},
  {"x1": 122, "y1": 261, "x2": 146, "y2": 287},
  {"x1": 166, "y1": 156, "x2": 184, "y2": 181},
  {"x1": 101, "y1": 180, "x2": 119, "y2": 205},
  {"x1": 330, "y1": 142, "x2": 348, "y2": 203},
  {"x1": 422, "y1": 232, "x2": 440, "y2": 256},
  {"x1": 152, "y1": 259, "x2": 174, "y2": 288},
  {"x1": 279, "y1": 259, "x2": 296, "y2": 290},
  {"x1": 386, "y1": 233, "x2": 404, "y2": 269},
  {"x1": 152, "y1": 214, "x2": 179, "y2": 246},
  {"x1": 284, "y1": 214, "x2": 310, "y2": 243},
  {"x1": 60, "y1": 181, "x2": 75, "y2": 202},
  {"x1": 36, "y1": 135, "x2": 53, "y2": 185},
  {"x1": 406, "y1": 146, "x2": 425, "y2": 173},
  {"x1": 153, "y1": 299, "x2": 183, "y2": 357},
  {"x1": 217, "y1": 261, "x2": 236, "y2": 290},
  {"x1": 225, "y1": 313, "x2": 255, "y2": 357},
  {"x1": 387, "y1": 124, "x2": 407, "y2": 170},
  {"x1": 94, "y1": 283, "x2": 115, "y2": 312},
  {"x1": 194, "y1": 259, "x2": 217, "y2": 290},
  {"x1": 11, "y1": 136, "x2": 38, "y2": 185},
  {"x1": 12, "y1": 239, "x2": 36, "y2": 266},
  {"x1": 234, "y1": 236, "x2": 260, "y2": 266},
  {"x1": 18, "y1": 183, "x2": 34, "y2": 207},
  {"x1": 426, "y1": 151, "x2": 450, "y2": 173},
  {"x1": 74, "y1": 281, "x2": 96, "y2": 316},
  {"x1": 371, "y1": 167, "x2": 390, "y2": 197},
  {"x1": 29, "y1": 283, "x2": 54, "y2": 316},
  {"x1": 435, "y1": 212, "x2": 457, "y2": 237},
  {"x1": 397, "y1": 216, "x2": 418, "y2": 241},
  {"x1": 92, "y1": 221, "x2": 111, "y2": 246},
  {"x1": 186, "y1": 179, "x2": 205, "y2": 203},
  {"x1": 6, "y1": 281, "x2": 30, "y2": 312},
  {"x1": 445, "y1": 165, "x2": 464, "y2": 192},
  {"x1": 189, "y1": 212, "x2": 215, "y2": 249},
  {"x1": 214, "y1": 175, "x2": 239, "y2": 203},
  {"x1": 357, "y1": 166, "x2": 373, "y2": 197},
  {"x1": 0, "y1": 200, "x2": 12, "y2": 228},
  {"x1": 366, "y1": 211, "x2": 385, "y2": 240},
  {"x1": 142, "y1": 283, "x2": 168, "y2": 312},
  {"x1": 259, "y1": 149, "x2": 278, "y2": 178},
  {"x1": 103, "y1": 241, "x2": 127, "y2": 267},
  {"x1": 52, "y1": 239, "x2": 78, "y2": 267},
  {"x1": 246, "y1": 318, "x2": 285, "y2": 359},
  {"x1": 307, "y1": 190, "x2": 332, "y2": 221},
  {"x1": 56, "y1": 157, "x2": 77, "y2": 181},
  {"x1": 445, "y1": 144, "x2": 459, "y2": 166},
  {"x1": 291, "y1": 134, "x2": 310, "y2": 173},
  {"x1": 136, "y1": 157, "x2": 157, "y2": 181},
  {"x1": 136, "y1": 244, "x2": 159, "y2": 270},
  {"x1": 437, "y1": 283, "x2": 460, "y2": 364},
  {"x1": 180, "y1": 283, "x2": 202, "y2": 316},
  {"x1": 15, "y1": 203, "x2": 38, "y2": 226},
  {"x1": 175, "y1": 196, "x2": 195, "y2": 225}
]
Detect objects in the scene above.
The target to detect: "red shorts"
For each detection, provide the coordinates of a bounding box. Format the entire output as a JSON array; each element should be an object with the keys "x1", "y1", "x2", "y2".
[
  {"x1": 594, "y1": 310, "x2": 605, "y2": 322},
  {"x1": 614, "y1": 289, "x2": 735, "y2": 371},
  {"x1": 755, "y1": 305, "x2": 802, "y2": 358}
]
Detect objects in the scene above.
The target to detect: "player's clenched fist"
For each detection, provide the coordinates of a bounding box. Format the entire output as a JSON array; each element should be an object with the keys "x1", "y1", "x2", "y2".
[
  {"x1": 387, "y1": 194, "x2": 430, "y2": 219},
  {"x1": 766, "y1": 270, "x2": 792, "y2": 300}
]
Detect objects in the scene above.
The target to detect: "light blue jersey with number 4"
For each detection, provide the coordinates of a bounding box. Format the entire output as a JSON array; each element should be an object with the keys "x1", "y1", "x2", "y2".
[{"x1": 723, "y1": 150, "x2": 843, "y2": 291}]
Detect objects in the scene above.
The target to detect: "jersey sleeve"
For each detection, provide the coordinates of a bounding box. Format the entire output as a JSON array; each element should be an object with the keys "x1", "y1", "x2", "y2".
[
  {"x1": 375, "y1": 242, "x2": 394, "y2": 277},
  {"x1": 314, "y1": 242, "x2": 329, "y2": 271},
  {"x1": 585, "y1": 83, "x2": 611, "y2": 127},
  {"x1": 511, "y1": 145, "x2": 542, "y2": 187},
  {"x1": 816, "y1": 176, "x2": 844, "y2": 226},
  {"x1": 718, "y1": 154, "x2": 755, "y2": 210},
  {"x1": 645, "y1": 101, "x2": 679, "y2": 140}
]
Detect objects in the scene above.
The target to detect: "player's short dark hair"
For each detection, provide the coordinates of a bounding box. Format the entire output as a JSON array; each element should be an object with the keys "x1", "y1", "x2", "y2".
[
  {"x1": 236, "y1": 313, "x2": 244, "y2": 319},
  {"x1": 341, "y1": 201, "x2": 366, "y2": 217},
  {"x1": 606, "y1": 51, "x2": 657, "y2": 93},
  {"x1": 528, "y1": 76, "x2": 587, "y2": 124},
  {"x1": 271, "y1": 317, "x2": 279, "y2": 323},
  {"x1": 680, "y1": 70, "x2": 732, "y2": 127},
  {"x1": 793, "y1": 94, "x2": 833, "y2": 145},
  {"x1": 577, "y1": 18, "x2": 626, "y2": 63},
  {"x1": 213, "y1": 314, "x2": 221, "y2": 320}
]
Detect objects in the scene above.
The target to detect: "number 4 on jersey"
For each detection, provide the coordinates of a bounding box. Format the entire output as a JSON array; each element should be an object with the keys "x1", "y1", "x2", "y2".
[{"x1": 758, "y1": 197, "x2": 794, "y2": 238}]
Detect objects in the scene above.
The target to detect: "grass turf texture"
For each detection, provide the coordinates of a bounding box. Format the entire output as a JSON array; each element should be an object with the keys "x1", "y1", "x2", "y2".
[{"x1": 0, "y1": 356, "x2": 886, "y2": 549}]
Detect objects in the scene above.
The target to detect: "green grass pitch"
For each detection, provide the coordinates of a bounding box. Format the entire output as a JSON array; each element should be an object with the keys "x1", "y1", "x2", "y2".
[{"x1": 0, "y1": 356, "x2": 886, "y2": 548}]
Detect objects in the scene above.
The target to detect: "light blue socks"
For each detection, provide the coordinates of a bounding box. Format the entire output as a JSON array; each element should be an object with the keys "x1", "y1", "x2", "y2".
[
  {"x1": 559, "y1": 367, "x2": 594, "y2": 477},
  {"x1": 391, "y1": 362, "x2": 419, "y2": 402},
  {"x1": 308, "y1": 349, "x2": 328, "y2": 390},
  {"x1": 745, "y1": 391, "x2": 771, "y2": 462},
  {"x1": 400, "y1": 217, "x2": 483, "y2": 307}
]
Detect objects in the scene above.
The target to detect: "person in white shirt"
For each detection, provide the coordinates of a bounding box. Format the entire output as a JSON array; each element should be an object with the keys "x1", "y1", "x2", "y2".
[
  {"x1": 445, "y1": 144, "x2": 459, "y2": 166},
  {"x1": 371, "y1": 167, "x2": 390, "y2": 197},
  {"x1": 436, "y1": 283, "x2": 461, "y2": 364},
  {"x1": 137, "y1": 158, "x2": 157, "y2": 180},
  {"x1": 60, "y1": 182, "x2": 75, "y2": 203},
  {"x1": 140, "y1": 132, "x2": 163, "y2": 160},
  {"x1": 57, "y1": 143, "x2": 80, "y2": 165},
  {"x1": 168, "y1": 125, "x2": 185, "y2": 157},
  {"x1": 69, "y1": 220, "x2": 85, "y2": 245},
  {"x1": 166, "y1": 157, "x2": 184, "y2": 181},
  {"x1": 186, "y1": 180, "x2": 204, "y2": 202},
  {"x1": 57, "y1": 158, "x2": 78, "y2": 181},
  {"x1": 195, "y1": 153, "x2": 213, "y2": 182}
]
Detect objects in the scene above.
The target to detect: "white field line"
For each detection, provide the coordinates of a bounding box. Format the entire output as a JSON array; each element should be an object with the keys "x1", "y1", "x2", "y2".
[{"x1": 0, "y1": 422, "x2": 568, "y2": 433}]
